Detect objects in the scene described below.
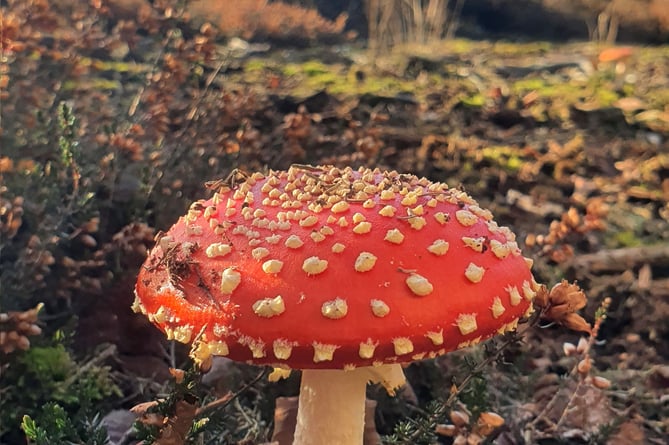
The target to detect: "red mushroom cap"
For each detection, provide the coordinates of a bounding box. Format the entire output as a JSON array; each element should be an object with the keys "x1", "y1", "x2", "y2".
[{"x1": 134, "y1": 166, "x2": 538, "y2": 369}]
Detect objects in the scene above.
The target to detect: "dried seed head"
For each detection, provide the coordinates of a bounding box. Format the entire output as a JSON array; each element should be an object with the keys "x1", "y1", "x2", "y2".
[
  {"x1": 476, "y1": 411, "x2": 505, "y2": 436},
  {"x1": 435, "y1": 424, "x2": 457, "y2": 437},
  {"x1": 577, "y1": 357, "x2": 592, "y2": 375},
  {"x1": 563, "y1": 342, "x2": 577, "y2": 357},
  {"x1": 450, "y1": 410, "x2": 470, "y2": 428},
  {"x1": 591, "y1": 375, "x2": 611, "y2": 389},
  {"x1": 538, "y1": 280, "x2": 591, "y2": 333}
]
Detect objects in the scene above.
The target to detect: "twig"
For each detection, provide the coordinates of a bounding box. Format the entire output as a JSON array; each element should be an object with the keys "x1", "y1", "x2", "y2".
[
  {"x1": 405, "y1": 313, "x2": 542, "y2": 442},
  {"x1": 528, "y1": 297, "x2": 611, "y2": 432},
  {"x1": 570, "y1": 244, "x2": 669, "y2": 273},
  {"x1": 554, "y1": 298, "x2": 610, "y2": 430},
  {"x1": 195, "y1": 367, "x2": 268, "y2": 417},
  {"x1": 63, "y1": 344, "x2": 116, "y2": 387},
  {"x1": 147, "y1": 48, "x2": 233, "y2": 202}
]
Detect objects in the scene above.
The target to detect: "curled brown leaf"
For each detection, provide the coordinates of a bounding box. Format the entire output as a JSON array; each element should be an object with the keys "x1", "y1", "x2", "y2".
[{"x1": 535, "y1": 280, "x2": 592, "y2": 333}]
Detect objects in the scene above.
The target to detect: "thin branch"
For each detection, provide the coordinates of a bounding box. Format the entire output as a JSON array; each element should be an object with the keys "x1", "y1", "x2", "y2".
[{"x1": 196, "y1": 367, "x2": 269, "y2": 417}]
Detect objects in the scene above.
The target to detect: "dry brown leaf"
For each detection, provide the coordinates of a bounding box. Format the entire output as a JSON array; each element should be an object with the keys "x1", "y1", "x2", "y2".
[
  {"x1": 535, "y1": 281, "x2": 591, "y2": 333},
  {"x1": 606, "y1": 419, "x2": 645, "y2": 445}
]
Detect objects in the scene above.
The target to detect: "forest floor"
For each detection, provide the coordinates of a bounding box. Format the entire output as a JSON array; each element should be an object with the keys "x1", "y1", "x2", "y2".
[
  {"x1": 1, "y1": 5, "x2": 668, "y2": 444},
  {"x1": 79, "y1": 38, "x2": 669, "y2": 445}
]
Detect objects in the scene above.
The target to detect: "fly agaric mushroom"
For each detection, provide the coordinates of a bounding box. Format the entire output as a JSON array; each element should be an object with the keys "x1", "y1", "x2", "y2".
[{"x1": 133, "y1": 165, "x2": 539, "y2": 445}]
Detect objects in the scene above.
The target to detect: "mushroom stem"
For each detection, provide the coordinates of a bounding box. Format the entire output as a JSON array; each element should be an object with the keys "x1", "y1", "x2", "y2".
[{"x1": 293, "y1": 364, "x2": 405, "y2": 445}]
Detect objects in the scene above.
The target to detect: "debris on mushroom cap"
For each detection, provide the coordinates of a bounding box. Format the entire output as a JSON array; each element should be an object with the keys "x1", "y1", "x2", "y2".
[{"x1": 134, "y1": 165, "x2": 538, "y2": 369}]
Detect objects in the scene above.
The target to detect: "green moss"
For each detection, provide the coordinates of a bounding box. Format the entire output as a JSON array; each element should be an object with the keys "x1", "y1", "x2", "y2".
[
  {"x1": 21, "y1": 345, "x2": 72, "y2": 380},
  {"x1": 594, "y1": 88, "x2": 620, "y2": 106},
  {"x1": 481, "y1": 146, "x2": 524, "y2": 172},
  {"x1": 647, "y1": 88, "x2": 669, "y2": 109},
  {"x1": 443, "y1": 39, "x2": 479, "y2": 54},
  {"x1": 300, "y1": 60, "x2": 331, "y2": 77},
  {"x1": 85, "y1": 58, "x2": 147, "y2": 73},
  {"x1": 330, "y1": 71, "x2": 414, "y2": 96},
  {"x1": 62, "y1": 78, "x2": 122, "y2": 91},
  {"x1": 460, "y1": 93, "x2": 486, "y2": 107},
  {"x1": 636, "y1": 45, "x2": 669, "y2": 64},
  {"x1": 0, "y1": 341, "x2": 119, "y2": 440},
  {"x1": 492, "y1": 40, "x2": 552, "y2": 56},
  {"x1": 281, "y1": 63, "x2": 301, "y2": 77},
  {"x1": 512, "y1": 78, "x2": 584, "y2": 100},
  {"x1": 512, "y1": 76, "x2": 622, "y2": 108},
  {"x1": 512, "y1": 78, "x2": 548, "y2": 92},
  {"x1": 244, "y1": 58, "x2": 268, "y2": 72},
  {"x1": 612, "y1": 230, "x2": 643, "y2": 247},
  {"x1": 277, "y1": 58, "x2": 422, "y2": 97},
  {"x1": 621, "y1": 83, "x2": 635, "y2": 97},
  {"x1": 426, "y1": 39, "x2": 552, "y2": 57},
  {"x1": 306, "y1": 71, "x2": 340, "y2": 88}
]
